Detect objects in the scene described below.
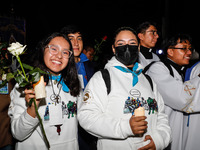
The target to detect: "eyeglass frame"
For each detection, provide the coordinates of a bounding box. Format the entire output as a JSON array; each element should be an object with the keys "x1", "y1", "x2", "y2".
[
  {"x1": 146, "y1": 30, "x2": 159, "y2": 36},
  {"x1": 46, "y1": 45, "x2": 73, "y2": 59},
  {"x1": 169, "y1": 46, "x2": 193, "y2": 53}
]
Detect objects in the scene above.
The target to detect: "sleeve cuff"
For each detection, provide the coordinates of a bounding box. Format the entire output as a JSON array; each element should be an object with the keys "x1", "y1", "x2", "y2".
[
  {"x1": 120, "y1": 118, "x2": 133, "y2": 138},
  {"x1": 24, "y1": 110, "x2": 39, "y2": 125}
]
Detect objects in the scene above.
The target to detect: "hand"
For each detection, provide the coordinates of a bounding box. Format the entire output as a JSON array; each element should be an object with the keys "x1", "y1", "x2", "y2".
[
  {"x1": 24, "y1": 89, "x2": 41, "y2": 107},
  {"x1": 24, "y1": 81, "x2": 46, "y2": 107},
  {"x1": 138, "y1": 135, "x2": 156, "y2": 150},
  {"x1": 129, "y1": 115, "x2": 148, "y2": 135},
  {"x1": 24, "y1": 89, "x2": 35, "y2": 103},
  {"x1": 24, "y1": 88, "x2": 41, "y2": 118}
]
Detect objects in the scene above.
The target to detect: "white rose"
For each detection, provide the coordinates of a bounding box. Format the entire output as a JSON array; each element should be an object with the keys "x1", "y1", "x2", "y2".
[
  {"x1": 2, "y1": 73, "x2": 7, "y2": 81},
  {"x1": 7, "y1": 42, "x2": 26, "y2": 56}
]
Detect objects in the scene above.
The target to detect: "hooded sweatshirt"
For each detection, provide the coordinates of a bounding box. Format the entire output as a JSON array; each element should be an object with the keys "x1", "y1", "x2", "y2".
[
  {"x1": 8, "y1": 80, "x2": 82, "y2": 150},
  {"x1": 78, "y1": 56, "x2": 171, "y2": 150}
]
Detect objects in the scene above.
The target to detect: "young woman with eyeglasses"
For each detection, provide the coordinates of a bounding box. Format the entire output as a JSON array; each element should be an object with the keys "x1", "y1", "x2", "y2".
[{"x1": 8, "y1": 32, "x2": 82, "y2": 150}]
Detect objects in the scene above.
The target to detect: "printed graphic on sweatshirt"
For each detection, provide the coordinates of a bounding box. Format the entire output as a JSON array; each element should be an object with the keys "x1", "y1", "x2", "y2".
[
  {"x1": 124, "y1": 97, "x2": 158, "y2": 115},
  {"x1": 44, "y1": 101, "x2": 77, "y2": 121}
]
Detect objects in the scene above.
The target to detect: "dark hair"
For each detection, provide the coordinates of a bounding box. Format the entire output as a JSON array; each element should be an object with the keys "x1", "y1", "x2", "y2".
[
  {"x1": 113, "y1": 26, "x2": 138, "y2": 45},
  {"x1": 162, "y1": 33, "x2": 193, "y2": 55},
  {"x1": 137, "y1": 21, "x2": 157, "y2": 34},
  {"x1": 60, "y1": 24, "x2": 85, "y2": 45},
  {"x1": 84, "y1": 45, "x2": 95, "y2": 52},
  {"x1": 60, "y1": 25, "x2": 82, "y2": 36},
  {"x1": 33, "y1": 32, "x2": 81, "y2": 97}
]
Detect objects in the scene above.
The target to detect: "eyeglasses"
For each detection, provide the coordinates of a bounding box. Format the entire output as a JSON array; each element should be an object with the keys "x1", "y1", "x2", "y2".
[
  {"x1": 146, "y1": 30, "x2": 159, "y2": 36},
  {"x1": 47, "y1": 45, "x2": 72, "y2": 59},
  {"x1": 170, "y1": 47, "x2": 193, "y2": 53}
]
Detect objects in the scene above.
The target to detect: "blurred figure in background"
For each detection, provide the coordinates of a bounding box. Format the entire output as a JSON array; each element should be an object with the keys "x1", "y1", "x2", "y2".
[
  {"x1": 83, "y1": 45, "x2": 95, "y2": 61},
  {"x1": 61, "y1": 25, "x2": 94, "y2": 90},
  {"x1": 137, "y1": 21, "x2": 160, "y2": 67},
  {"x1": 61, "y1": 25, "x2": 96, "y2": 150},
  {"x1": 0, "y1": 43, "x2": 15, "y2": 150}
]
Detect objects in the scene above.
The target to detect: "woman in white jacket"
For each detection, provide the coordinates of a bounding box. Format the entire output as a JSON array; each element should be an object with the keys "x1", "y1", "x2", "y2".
[
  {"x1": 8, "y1": 32, "x2": 82, "y2": 150},
  {"x1": 78, "y1": 27, "x2": 171, "y2": 150}
]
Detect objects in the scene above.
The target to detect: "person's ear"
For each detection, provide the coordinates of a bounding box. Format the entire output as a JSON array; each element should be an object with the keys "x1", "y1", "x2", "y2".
[
  {"x1": 167, "y1": 48, "x2": 174, "y2": 57},
  {"x1": 138, "y1": 33, "x2": 144, "y2": 41},
  {"x1": 112, "y1": 45, "x2": 115, "y2": 54}
]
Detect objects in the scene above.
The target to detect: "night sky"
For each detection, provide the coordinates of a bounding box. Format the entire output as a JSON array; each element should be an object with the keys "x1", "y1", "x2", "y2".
[{"x1": 1, "y1": 0, "x2": 199, "y2": 52}]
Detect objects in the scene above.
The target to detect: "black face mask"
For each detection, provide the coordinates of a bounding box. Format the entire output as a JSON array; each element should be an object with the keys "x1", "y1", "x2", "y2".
[{"x1": 115, "y1": 44, "x2": 138, "y2": 66}]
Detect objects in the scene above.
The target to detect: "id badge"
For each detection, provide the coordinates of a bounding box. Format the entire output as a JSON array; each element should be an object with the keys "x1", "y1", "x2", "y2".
[
  {"x1": 78, "y1": 74, "x2": 84, "y2": 90},
  {"x1": 49, "y1": 103, "x2": 63, "y2": 126}
]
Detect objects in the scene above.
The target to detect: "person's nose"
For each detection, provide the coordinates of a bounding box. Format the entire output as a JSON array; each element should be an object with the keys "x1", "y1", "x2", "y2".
[
  {"x1": 155, "y1": 32, "x2": 159, "y2": 39},
  {"x1": 187, "y1": 49, "x2": 192, "y2": 55},
  {"x1": 74, "y1": 39, "x2": 79, "y2": 46},
  {"x1": 56, "y1": 50, "x2": 63, "y2": 58}
]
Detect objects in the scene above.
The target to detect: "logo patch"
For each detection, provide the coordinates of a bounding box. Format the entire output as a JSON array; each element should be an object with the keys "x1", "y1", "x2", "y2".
[{"x1": 83, "y1": 90, "x2": 93, "y2": 103}]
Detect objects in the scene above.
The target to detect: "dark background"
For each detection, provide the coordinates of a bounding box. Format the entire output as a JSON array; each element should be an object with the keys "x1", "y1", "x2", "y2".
[{"x1": 0, "y1": 0, "x2": 199, "y2": 53}]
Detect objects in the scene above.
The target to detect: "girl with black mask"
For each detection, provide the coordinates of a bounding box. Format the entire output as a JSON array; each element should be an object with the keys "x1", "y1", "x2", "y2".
[
  {"x1": 78, "y1": 27, "x2": 171, "y2": 150},
  {"x1": 112, "y1": 27, "x2": 139, "y2": 67}
]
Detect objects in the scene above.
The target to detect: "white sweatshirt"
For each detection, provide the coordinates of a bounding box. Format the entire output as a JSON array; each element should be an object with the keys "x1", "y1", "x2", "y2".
[
  {"x1": 146, "y1": 61, "x2": 200, "y2": 150},
  {"x1": 8, "y1": 81, "x2": 82, "y2": 150},
  {"x1": 78, "y1": 56, "x2": 171, "y2": 150}
]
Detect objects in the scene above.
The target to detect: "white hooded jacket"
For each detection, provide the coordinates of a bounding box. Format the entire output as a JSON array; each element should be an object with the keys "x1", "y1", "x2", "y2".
[
  {"x1": 78, "y1": 56, "x2": 171, "y2": 150},
  {"x1": 8, "y1": 81, "x2": 82, "y2": 150}
]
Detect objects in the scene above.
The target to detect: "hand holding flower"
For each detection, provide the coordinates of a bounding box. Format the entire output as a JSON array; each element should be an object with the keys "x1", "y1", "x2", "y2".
[{"x1": 24, "y1": 89, "x2": 39, "y2": 118}]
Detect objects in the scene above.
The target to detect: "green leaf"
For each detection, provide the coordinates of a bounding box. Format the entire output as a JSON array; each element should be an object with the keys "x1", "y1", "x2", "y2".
[
  {"x1": 19, "y1": 81, "x2": 30, "y2": 88},
  {"x1": 29, "y1": 68, "x2": 46, "y2": 75},
  {"x1": 15, "y1": 75, "x2": 24, "y2": 85},
  {"x1": 0, "y1": 43, "x2": 7, "y2": 49},
  {"x1": 93, "y1": 56, "x2": 99, "y2": 61},
  {"x1": 30, "y1": 72, "x2": 40, "y2": 83},
  {"x1": 6, "y1": 73, "x2": 15, "y2": 81},
  {"x1": 22, "y1": 63, "x2": 34, "y2": 70},
  {"x1": 26, "y1": 68, "x2": 46, "y2": 84},
  {"x1": 37, "y1": 68, "x2": 47, "y2": 74}
]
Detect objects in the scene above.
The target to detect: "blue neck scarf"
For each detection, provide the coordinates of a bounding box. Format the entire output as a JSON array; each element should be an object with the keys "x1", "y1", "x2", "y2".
[
  {"x1": 49, "y1": 75, "x2": 69, "y2": 92},
  {"x1": 114, "y1": 62, "x2": 142, "y2": 87}
]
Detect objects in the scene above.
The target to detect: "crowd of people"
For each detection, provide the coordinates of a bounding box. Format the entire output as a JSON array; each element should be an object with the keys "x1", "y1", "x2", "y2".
[{"x1": 0, "y1": 21, "x2": 200, "y2": 150}]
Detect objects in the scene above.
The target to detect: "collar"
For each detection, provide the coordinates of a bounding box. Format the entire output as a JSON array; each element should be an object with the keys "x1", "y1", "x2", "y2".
[
  {"x1": 166, "y1": 58, "x2": 184, "y2": 72},
  {"x1": 79, "y1": 53, "x2": 89, "y2": 63},
  {"x1": 166, "y1": 58, "x2": 185, "y2": 80},
  {"x1": 140, "y1": 45, "x2": 153, "y2": 59}
]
